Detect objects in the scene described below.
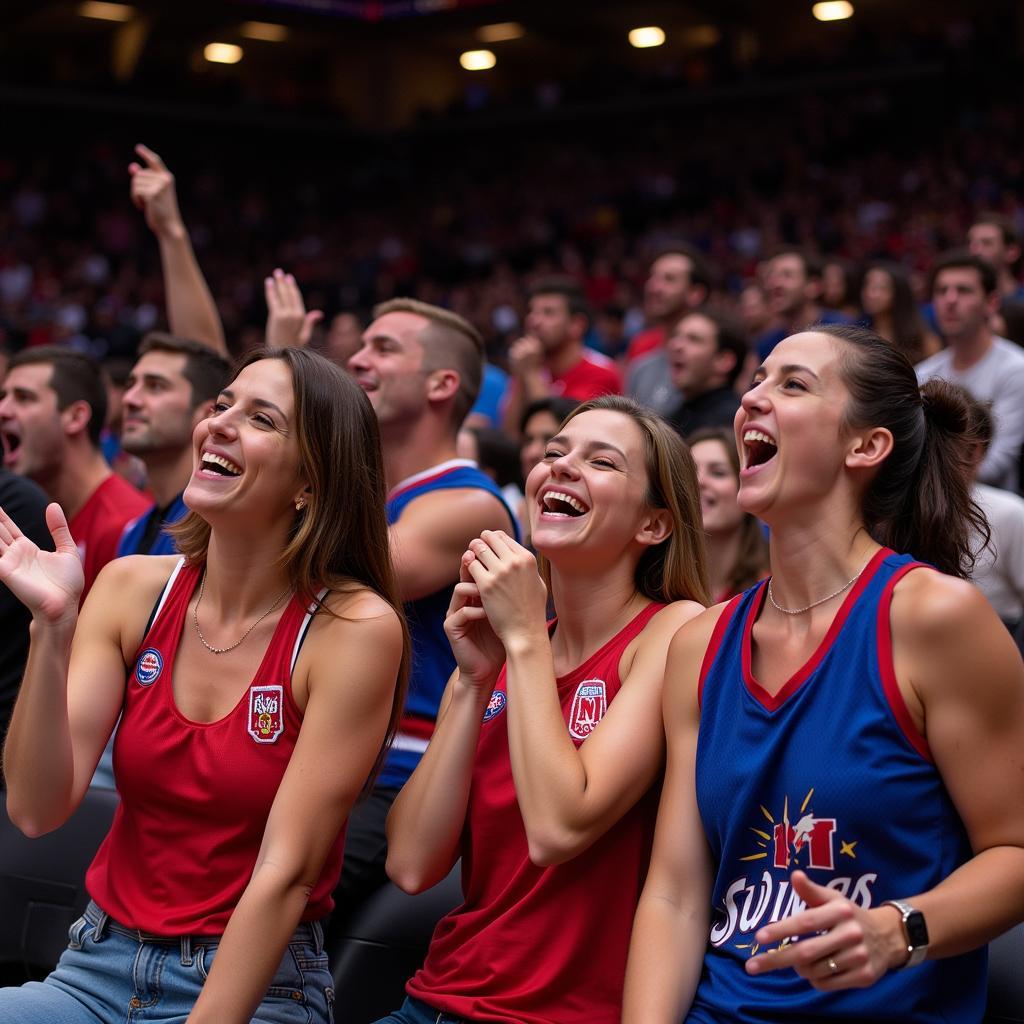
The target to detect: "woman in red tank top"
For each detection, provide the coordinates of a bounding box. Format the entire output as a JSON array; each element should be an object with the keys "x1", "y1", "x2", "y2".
[
  {"x1": 0, "y1": 348, "x2": 408, "y2": 1024},
  {"x1": 377, "y1": 395, "x2": 710, "y2": 1024}
]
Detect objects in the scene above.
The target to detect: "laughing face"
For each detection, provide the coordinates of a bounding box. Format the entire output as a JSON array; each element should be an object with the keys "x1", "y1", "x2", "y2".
[
  {"x1": 690, "y1": 437, "x2": 744, "y2": 536},
  {"x1": 524, "y1": 408, "x2": 656, "y2": 561},
  {"x1": 184, "y1": 358, "x2": 307, "y2": 524},
  {"x1": 735, "y1": 332, "x2": 850, "y2": 522},
  {"x1": 0, "y1": 362, "x2": 66, "y2": 485}
]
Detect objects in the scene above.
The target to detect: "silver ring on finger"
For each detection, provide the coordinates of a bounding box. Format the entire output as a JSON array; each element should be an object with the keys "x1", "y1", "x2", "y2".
[{"x1": 827, "y1": 956, "x2": 840, "y2": 975}]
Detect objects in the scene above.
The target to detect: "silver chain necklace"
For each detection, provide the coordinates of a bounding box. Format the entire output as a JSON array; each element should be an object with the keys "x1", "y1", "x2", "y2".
[
  {"x1": 192, "y1": 570, "x2": 291, "y2": 655},
  {"x1": 766, "y1": 561, "x2": 868, "y2": 616}
]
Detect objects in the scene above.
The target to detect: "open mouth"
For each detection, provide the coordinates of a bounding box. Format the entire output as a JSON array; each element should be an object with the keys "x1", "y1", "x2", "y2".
[
  {"x1": 540, "y1": 490, "x2": 589, "y2": 518},
  {"x1": 200, "y1": 452, "x2": 243, "y2": 477},
  {"x1": 2, "y1": 429, "x2": 21, "y2": 466},
  {"x1": 743, "y1": 429, "x2": 778, "y2": 469}
]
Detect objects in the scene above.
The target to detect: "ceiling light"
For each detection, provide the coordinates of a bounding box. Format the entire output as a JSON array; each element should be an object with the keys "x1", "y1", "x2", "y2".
[
  {"x1": 204, "y1": 43, "x2": 243, "y2": 65},
  {"x1": 812, "y1": 2, "x2": 854, "y2": 21},
  {"x1": 629, "y1": 26, "x2": 666, "y2": 49},
  {"x1": 241, "y1": 21, "x2": 288, "y2": 42},
  {"x1": 477, "y1": 22, "x2": 525, "y2": 43},
  {"x1": 79, "y1": 1, "x2": 134, "y2": 21},
  {"x1": 460, "y1": 49, "x2": 496, "y2": 71}
]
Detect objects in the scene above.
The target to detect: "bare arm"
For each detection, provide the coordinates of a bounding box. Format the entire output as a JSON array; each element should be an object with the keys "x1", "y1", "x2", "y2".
[
  {"x1": 187, "y1": 594, "x2": 402, "y2": 1024},
  {"x1": 622, "y1": 612, "x2": 720, "y2": 1023},
  {"x1": 389, "y1": 488, "x2": 512, "y2": 602},
  {"x1": 264, "y1": 269, "x2": 323, "y2": 348},
  {"x1": 130, "y1": 144, "x2": 227, "y2": 356}
]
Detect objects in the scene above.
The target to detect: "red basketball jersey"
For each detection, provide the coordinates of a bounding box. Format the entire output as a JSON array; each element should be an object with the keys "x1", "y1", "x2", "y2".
[
  {"x1": 407, "y1": 603, "x2": 664, "y2": 1024},
  {"x1": 87, "y1": 559, "x2": 343, "y2": 935}
]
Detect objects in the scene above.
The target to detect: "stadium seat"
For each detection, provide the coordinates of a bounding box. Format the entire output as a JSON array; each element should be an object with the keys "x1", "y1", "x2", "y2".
[
  {"x1": 987, "y1": 923, "x2": 1024, "y2": 1023},
  {"x1": 329, "y1": 868, "x2": 462, "y2": 1023},
  {"x1": 0, "y1": 788, "x2": 119, "y2": 978}
]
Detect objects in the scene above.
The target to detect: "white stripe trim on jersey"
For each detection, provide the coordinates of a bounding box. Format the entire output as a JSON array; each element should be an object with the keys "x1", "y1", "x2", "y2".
[
  {"x1": 151, "y1": 557, "x2": 186, "y2": 626},
  {"x1": 290, "y1": 587, "x2": 329, "y2": 676},
  {"x1": 386, "y1": 459, "x2": 477, "y2": 503},
  {"x1": 390, "y1": 733, "x2": 430, "y2": 755}
]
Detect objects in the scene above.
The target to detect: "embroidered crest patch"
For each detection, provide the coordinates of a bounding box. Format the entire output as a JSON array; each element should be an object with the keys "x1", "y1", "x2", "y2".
[
  {"x1": 568, "y1": 679, "x2": 607, "y2": 739},
  {"x1": 135, "y1": 648, "x2": 163, "y2": 686},
  {"x1": 248, "y1": 685, "x2": 285, "y2": 743},
  {"x1": 483, "y1": 689, "x2": 507, "y2": 722}
]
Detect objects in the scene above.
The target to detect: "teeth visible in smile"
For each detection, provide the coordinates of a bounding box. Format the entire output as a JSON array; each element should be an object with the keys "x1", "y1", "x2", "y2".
[
  {"x1": 201, "y1": 453, "x2": 243, "y2": 476},
  {"x1": 542, "y1": 491, "x2": 588, "y2": 516},
  {"x1": 743, "y1": 430, "x2": 776, "y2": 446}
]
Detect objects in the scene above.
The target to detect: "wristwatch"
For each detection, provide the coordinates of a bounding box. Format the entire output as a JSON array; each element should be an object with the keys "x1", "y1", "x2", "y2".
[{"x1": 883, "y1": 899, "x2": 929, "y2": 968}]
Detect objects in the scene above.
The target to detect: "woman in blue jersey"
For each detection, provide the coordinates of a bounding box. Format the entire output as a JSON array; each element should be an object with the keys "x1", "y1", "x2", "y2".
[{"x1": 624, "y1": 324, "x2": 1024, "y2": 1024}]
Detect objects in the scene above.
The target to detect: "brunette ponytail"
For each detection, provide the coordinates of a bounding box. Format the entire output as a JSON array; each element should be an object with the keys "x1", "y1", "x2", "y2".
[{"x1": 820, "y1": 324, "x2": 989, "y2": 578}]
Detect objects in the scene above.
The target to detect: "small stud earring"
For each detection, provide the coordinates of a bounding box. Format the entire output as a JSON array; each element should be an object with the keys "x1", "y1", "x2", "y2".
[{"x1": 295, "y1": 498, "x2": 305, "y2": 511}]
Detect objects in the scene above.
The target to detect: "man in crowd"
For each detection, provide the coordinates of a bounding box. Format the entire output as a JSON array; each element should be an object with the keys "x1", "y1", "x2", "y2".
[
  {"x1": 625, "y1": 244, "x2": 712, "y2": 365},
  {"x1": 341, "y1": 298, "x2": 518, "y2": 915},
  {"x1": 0, "y1": 347, "x2": 149, "y2": 600},
  {"x1": 754, "y1": 247, "x2": 851, "y2": 362},
  {"x1": 502, "y1": 277, "x2": 621, "y2": 435},
  {"x1": 968, "y1": 213, "x2": 1024, "y2": 303},
  {"x1": 917, "y1": 250, "x2": 1024, "y2": 491},
  {"x1": 665, "y1": 310, "x2": 747, "y2": 438},
  {"x1": 117, "y1": 333, "x2": 230, "y2": 556}
]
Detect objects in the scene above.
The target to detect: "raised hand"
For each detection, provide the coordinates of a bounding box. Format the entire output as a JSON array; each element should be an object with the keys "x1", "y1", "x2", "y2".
[
  {"x1": 0, "y1": 503, "x2": 84, "y2": 625},
  {"x1": 264, "y1": 268, "x2": 323, "y2": 348},
  {"x1": 745, "y1": 870, "x2": 905, "y2": 990},
  {"x1": 508, "y1": 336, "x2": 544, "y2": 378},
  {"x1": 444, "y1": 559, "x2": 507, "y2": 692},
  {"x1": 129, "y1": 143, "x2": 185, "y2": 240}
]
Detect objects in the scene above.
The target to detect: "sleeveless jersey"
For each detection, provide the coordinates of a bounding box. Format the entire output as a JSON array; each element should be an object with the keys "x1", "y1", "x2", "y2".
[
  {"x1": 688, "y1": 549, "x2": 986, "y2": 1023},
  {"x1": 378, "y1": 459, "x2": 518, "y2": 791},
  {"x1": 87, "y1": 560, "x2": 343, "y2": 936},
  {"x1": 407, "y1": 603, "x2": 664, "y2": 1024}
]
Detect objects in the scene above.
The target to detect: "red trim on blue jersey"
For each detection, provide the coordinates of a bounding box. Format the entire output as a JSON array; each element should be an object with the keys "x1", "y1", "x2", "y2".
[
  {"x1": 398, "y1": 713, "x2": 436, "y2": 741},
  {"x1": 698, "y1": 596, "x2": 743, "y2": 709},
  {"x1": 876, "y1": 561, "x2": 933, "y2": 762},
  {"x1": 742, "y1": 548, "x2": 891, "y2": 712},
  {"x1": 386, "y1": 459, "x2": 477, "y2": 504}
]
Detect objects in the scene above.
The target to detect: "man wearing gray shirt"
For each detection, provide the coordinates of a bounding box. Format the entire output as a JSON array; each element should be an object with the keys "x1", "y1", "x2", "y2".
[{"x1": 917, "y1": 250, "x2": 1024, "y2": 491}]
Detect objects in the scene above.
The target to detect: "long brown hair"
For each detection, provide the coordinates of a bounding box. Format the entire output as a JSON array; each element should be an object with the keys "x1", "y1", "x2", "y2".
[
  {"x1": 541, "y1": 396, "x2": 711, "y2": 606},
  {"x1": 687, "y1": 426, "x2": 769, "y2": 597},
  {"x1": 171, "y1": 347, "x2": 409, "y2": 786},
  {"x1": 820, "y1": 324, "x2": 989, "y2": 578}
]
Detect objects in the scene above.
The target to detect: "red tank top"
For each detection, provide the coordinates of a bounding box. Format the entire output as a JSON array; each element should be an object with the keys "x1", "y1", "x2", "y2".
[
  {"x1": 86, "y1": 560, "x2": 343, "y2": 935},
  {"x1": 407, "y1": 602, "x2": 664, "y2": 1024}
]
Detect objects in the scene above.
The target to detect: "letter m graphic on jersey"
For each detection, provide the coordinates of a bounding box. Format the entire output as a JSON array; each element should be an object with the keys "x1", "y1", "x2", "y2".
[{"x1": 772, "y1": 814, "x2": 837, "y2": 871}]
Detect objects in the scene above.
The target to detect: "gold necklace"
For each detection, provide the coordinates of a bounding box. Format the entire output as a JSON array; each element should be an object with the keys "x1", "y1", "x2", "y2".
[{"x1": 192, "y1": 571, "x2": 291, "y2": 655}]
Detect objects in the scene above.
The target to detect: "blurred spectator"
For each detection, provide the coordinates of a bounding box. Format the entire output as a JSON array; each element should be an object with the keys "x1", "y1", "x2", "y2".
[
  {"x1": 738, "y1": 282, "x2": 771, "y2": 347},
  {"x1": 861, "y1": 262, "x2": 942, "y2": 365},
  {"x1": 502, "y1": 277, "x2": 621, "y2": 436},
  {"x1": 0, "y1": 347, "x2": 149, "y2": 600},
  {"x1": 322, "y1": 311, "x2": 364, "y2": 365},
  {"x1": 466, "y1": 362, "x2": 510, "y2": 430},
  {"x1": 456, "y1": 425, "x2": 524, "y2": 531},
  {"x1": 688, "y1": 427, "x2": 769, "y2": 603},
  {"x1": 968, "y1": 213, "x2": 1024, "y2": 302},
  {"x1": 665, "y1": 310, "x2": 745, "y2": 437},
  {"x1": 918, "y1": 250, "x2": 1024, "y2": 491},
  {"x1": 822, "y1": 258, "x2": 859, "y2": 320}
]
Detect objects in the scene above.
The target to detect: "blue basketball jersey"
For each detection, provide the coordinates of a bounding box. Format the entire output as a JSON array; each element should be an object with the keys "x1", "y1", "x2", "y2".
[
  {"x1": 688, "y1": 548, "x2": 986, "y2": 1024},
  {"x1": 377, "y1": 459, "x2": 519, "y2": 791}
]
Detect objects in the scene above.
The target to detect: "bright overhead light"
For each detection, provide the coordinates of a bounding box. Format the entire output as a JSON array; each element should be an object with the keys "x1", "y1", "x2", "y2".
[
  {"x1": 460, "y1": 49, "x2": 496, "y2": 71},
  {"x1": 204, "y1": 42, "x2": 243, "y2": 65},
  {"x1": 812, "y1": 1, "x2": 854, "y2": 21},
  {"x1": 629, "y1": 26, "x2": 666, "y2": 49},
  {"x1": 477, "y1": 22, "x2": 525, "y2": 43},
  {"x1": 79, "y1": 1, "x2": 134, "y2": 21},
  {"x1": 241, "y1": 21, "x2": 288, "y2": 42}
]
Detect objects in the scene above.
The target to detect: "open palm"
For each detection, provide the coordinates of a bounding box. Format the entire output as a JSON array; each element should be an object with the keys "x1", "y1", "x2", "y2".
[{"x1": 0, "y1": 503, "x2": 84, "y2": 623}]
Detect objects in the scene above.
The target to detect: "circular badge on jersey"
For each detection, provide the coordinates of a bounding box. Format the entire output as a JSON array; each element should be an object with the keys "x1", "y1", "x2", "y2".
[
  {"x1": 483, "y1": 689, "x2": 506, "y2": 722},
  {"x1": 135, "y1": 648, "x2": 163, "y2": 686}
]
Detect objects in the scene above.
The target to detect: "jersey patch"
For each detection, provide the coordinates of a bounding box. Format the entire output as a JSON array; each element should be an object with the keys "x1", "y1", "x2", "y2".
[
  {"x1": 568, "y1": 679, "x2": 606, "y2": 739},
  {"x1": 483, "y1": 689, "x2": 507, "y2": 722},
  {"x1": 135, "y1": 648, "x2": 163, "y2": 686},
  {"x1": 248, "y1": 685, "x2": 285, "y2": 744}
]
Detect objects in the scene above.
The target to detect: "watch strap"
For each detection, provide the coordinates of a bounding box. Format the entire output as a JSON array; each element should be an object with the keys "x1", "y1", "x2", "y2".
[{"x1": 883, "y1": 899, "x2": 929, "y2": 968}]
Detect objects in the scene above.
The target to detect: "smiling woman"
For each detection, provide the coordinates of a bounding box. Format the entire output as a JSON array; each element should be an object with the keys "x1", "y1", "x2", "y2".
[
  {"x1": 376, "y1": 395, "x2": 710, "y2": 1024},
  {"x1": 625, "y1": 326, "x2": 1024, "y2": 1024},
  {"x1": 0, "y1": 347, "x2": 409, "y2": 1024}
]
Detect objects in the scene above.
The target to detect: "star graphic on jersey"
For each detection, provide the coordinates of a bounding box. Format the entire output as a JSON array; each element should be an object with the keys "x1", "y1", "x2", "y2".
[{"x1": 840, "y1": 839, "x2": 858, "y2": 859}]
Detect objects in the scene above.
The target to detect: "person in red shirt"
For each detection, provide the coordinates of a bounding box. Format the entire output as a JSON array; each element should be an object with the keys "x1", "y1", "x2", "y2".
[
  {"x1": 502, "y1": 277, "x2": 623, "y2": 436},
  {"x1": 625, "y1": 244, "x2": 712, "y2": 365},
  {"x1": 380, "y1": 395, "x2": 709, "y2": 1024},
  {"x1": 0, "y1": 347, "x2": 149, "y2": 600}
]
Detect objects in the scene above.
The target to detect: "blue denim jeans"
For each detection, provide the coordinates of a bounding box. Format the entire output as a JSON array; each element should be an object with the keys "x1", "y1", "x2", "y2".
[
  {"x1": 374, "y1": 996, "x2": 468, "y2": 1024},
  {"x1": 0, "y1": 900, "x2": 335, "y2": 1023}
]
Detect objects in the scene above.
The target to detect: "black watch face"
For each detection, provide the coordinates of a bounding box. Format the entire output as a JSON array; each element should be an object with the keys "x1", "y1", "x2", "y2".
[{"x1": 906, "y1": 910, "x2": 929, "y2": 948}]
